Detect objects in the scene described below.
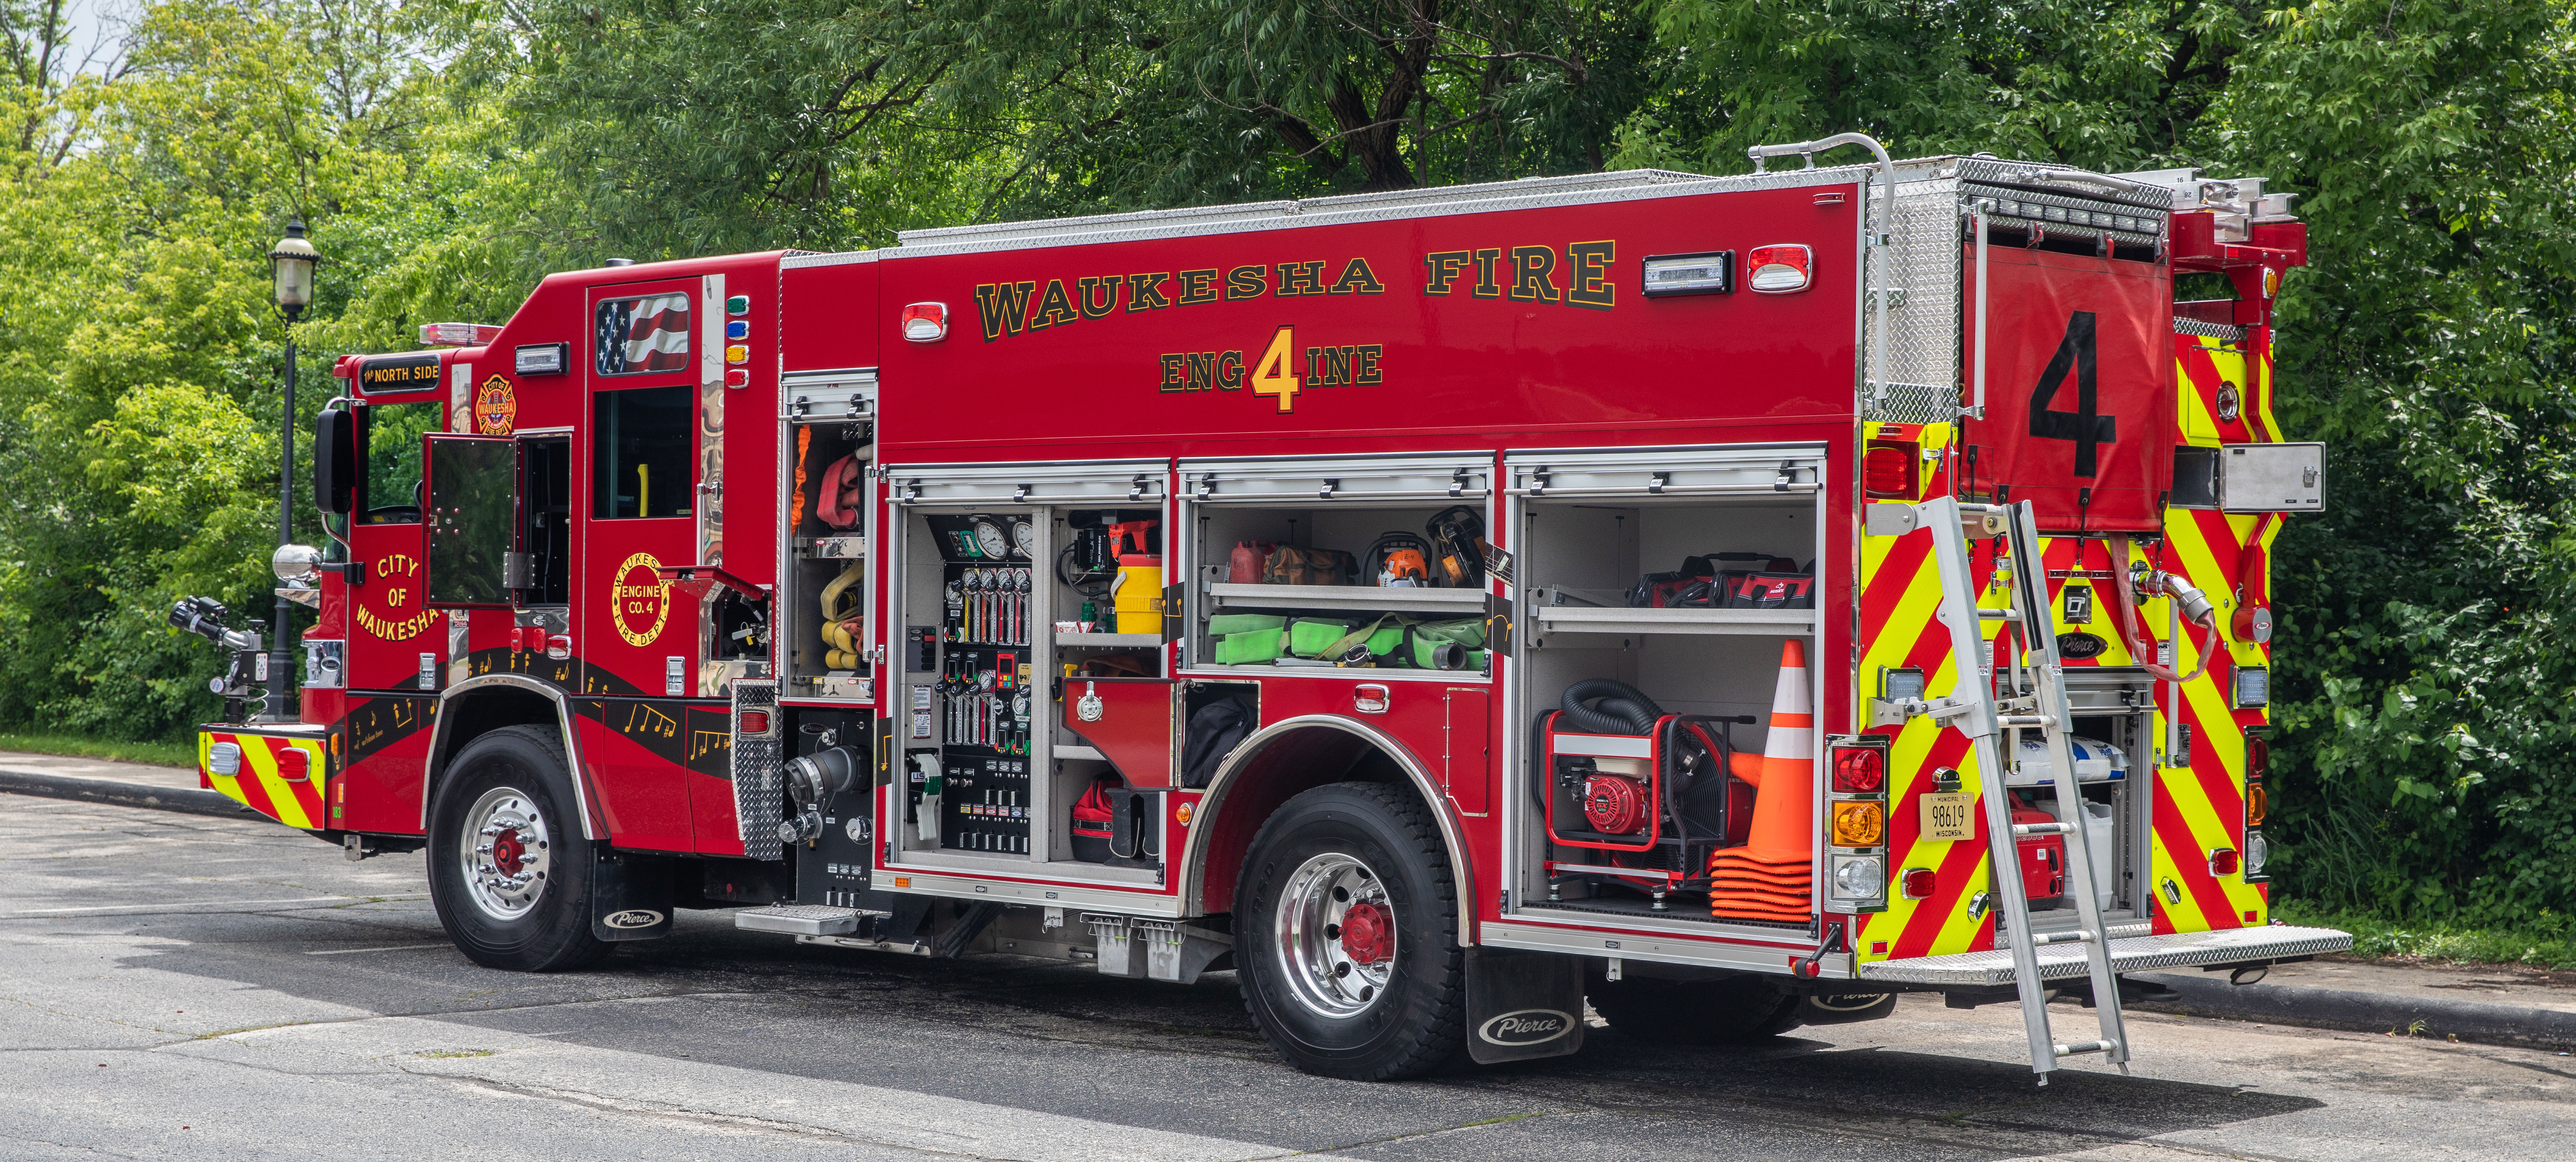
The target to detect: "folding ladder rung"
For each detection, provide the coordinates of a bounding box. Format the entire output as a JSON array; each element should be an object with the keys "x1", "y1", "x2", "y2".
[
  {"x1": 2011, "y1": 822, "x2": 2076, "y2": 837},
  {"x1": 2030, "y1": 930, "x2": 2095, "y2": 945},
  {"x1": 1977, "y1": 608, "x2": 2022, "y2": 621},
  {"x1": 1997, "y1": 715, "x2": 2056, "y2": 729},
  {"x1": 2053, "y1": 1040, "x2": 2119, "y2": 1057}
]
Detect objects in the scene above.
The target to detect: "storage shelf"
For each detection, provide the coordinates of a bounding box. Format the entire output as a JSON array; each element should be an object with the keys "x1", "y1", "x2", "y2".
[
  {"x1": 1053, "y1": 743, "x2": 1107, "y2": 762},
  {"x1": 1054, "y1": 632, "x2": 1162, "y2": 648},
  {"x1": 1208, "y1": 583, "x2": 1485, "y2": 612},
  {"x1": 1531, "y1": 606, "x2": 1815, "y2": 638}
]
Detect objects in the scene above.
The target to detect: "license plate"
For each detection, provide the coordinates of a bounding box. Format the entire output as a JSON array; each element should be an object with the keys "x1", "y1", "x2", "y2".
[{"x1": 1920, "y1": 792, "x2": 1974, "y2": 841}]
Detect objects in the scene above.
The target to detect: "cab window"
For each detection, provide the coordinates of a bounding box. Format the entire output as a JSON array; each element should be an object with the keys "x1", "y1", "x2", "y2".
[
  {"x1": 364, "y1": 401, "x2": 441, "y2": 523},
  {"x1": 593, "y1": 384, "x2": 693, "y2": 519}
]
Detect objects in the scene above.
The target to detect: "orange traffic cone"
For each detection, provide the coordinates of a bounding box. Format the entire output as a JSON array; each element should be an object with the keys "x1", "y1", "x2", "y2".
[{"x1": 1711, "y1": 640, "x2": 1816, "y2": 921}]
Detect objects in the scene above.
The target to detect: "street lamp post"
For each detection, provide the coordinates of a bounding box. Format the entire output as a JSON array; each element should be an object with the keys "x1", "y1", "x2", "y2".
[{"x1": 267, "y1": 221, "x2": 319, "y2": 720}]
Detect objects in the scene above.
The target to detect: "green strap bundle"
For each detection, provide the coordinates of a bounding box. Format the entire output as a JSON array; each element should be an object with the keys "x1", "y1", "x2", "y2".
[{"x1": 1210, "y1": 612, "x2": 1488, "y2": 671}]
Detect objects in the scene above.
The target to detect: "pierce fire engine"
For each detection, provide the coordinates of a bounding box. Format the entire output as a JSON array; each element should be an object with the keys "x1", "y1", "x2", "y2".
[{"x1": 180, "y1": 133, "x2": 2346, "y2": 1081}]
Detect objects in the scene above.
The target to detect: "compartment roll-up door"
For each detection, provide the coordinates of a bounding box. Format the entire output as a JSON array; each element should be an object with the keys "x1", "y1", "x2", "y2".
[
  {"x1": 1181, "y1": 452, "x2": 1491, "y2": 503},
  {"x1": 1502, "y1": 443, "x2": 1826, "y2": 498},
  {"x1": 780, "y1": 368, "x2": 877, "y2": 421},
  {"x1": 884, "y1": 459, "x2": 1168, "y2": 506}
]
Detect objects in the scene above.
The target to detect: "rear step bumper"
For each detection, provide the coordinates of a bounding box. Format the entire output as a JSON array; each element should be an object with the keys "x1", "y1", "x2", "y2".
[{"x1": 1858, "y1": 925, "x2": 2351, "y2": 986}]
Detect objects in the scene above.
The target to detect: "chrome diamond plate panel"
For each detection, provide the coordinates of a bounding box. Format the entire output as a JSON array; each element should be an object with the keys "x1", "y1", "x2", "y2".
[
  {"x1": 732, "y1": 679, "x2": 784, "y2": 861},
  {"x1": 1871, "y1": 174, "x2": 1964, "y2": 424},
  {"x1": 1858, "y1": 924, "x2": 2352, "y2": 986}
]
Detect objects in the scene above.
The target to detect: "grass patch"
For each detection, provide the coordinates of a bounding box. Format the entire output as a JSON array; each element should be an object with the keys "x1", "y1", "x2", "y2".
[
  {"x1": 2273, "y1": 898, "x2": 2576, "y2": 970},
  {"x1": 0, "y1": 732, "x2": 194, "y2": 769}
]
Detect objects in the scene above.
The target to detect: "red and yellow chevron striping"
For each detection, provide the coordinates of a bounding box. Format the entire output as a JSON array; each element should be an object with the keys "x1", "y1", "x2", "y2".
[{"x1": 199, "y1": 730, "x2": 328, "y2": 831}]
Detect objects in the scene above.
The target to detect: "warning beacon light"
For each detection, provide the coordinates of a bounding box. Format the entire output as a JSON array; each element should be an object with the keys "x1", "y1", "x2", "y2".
[
  {"x1": 900, "y1": 302, "x2": 949, "y2": 343},
  {"x1": 1745, "y1": 244, "x2": 1814, "y2": 293}
]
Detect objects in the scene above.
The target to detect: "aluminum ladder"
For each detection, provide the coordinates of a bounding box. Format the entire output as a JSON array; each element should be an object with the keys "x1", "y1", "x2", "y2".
[{"x1": 1913, "y1": 496, "x2": 2131, "y2": 1082}]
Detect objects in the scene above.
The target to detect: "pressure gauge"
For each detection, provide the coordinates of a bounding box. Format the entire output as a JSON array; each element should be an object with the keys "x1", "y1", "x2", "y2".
[
  {"x1": 1011, "y1": 519, "x2": 1036, "y2": 558},
  {"x1": 973, "y1": 519, "x2": 1007, "y2": 559}
]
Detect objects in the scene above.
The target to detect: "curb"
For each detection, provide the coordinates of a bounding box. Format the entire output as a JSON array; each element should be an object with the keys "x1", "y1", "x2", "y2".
[
  {"x1": 2131, "y1": 970, "x2": 2576, "y2": 1052},
  {"x1": 0, "y1": 768, "x2": 246, "y2": 819}
]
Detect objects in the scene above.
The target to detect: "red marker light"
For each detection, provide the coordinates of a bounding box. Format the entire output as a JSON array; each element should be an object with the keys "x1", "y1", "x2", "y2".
[
  {"x1": 1863, "y1": 441, "x2": 1919, "y2": 499},
  {"x1": 900, "y1": 302, "x2": 948, "y2": 343},
  {"x1": 2209, "y1": 848, "x2": 2241, "y2": 877},
  {"x1": 738, "y1": 711, "x2": 772, "y2": 735},
  {"x1": 1830, "y1": 747, "x2": 1884, "y2": 793},
  {"x1": 1900, "y1": 867, "x2": 1936, "y2": 899},
  {"x1": 1746, "y1": 244, "x2": 1814, "y2": 294}
]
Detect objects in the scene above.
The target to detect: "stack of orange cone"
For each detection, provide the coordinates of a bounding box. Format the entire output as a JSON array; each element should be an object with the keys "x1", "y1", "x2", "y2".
[{"x1": 1711, "y1": 640, "x2": 1816, "y2": 922}]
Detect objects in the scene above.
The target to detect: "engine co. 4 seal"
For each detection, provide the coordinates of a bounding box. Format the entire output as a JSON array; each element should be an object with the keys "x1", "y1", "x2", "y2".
[{"x1": 611, "y1": 552, "x2": 669, "y2": 645}]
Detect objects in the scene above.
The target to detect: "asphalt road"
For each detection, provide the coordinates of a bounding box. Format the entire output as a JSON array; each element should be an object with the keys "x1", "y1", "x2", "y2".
[{"x1": 5, "y1": 794, "x2": 2572, "y2": 1161}]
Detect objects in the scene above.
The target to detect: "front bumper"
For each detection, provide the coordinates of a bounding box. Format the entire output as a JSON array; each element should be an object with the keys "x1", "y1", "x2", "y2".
[{"x1": 1858, "y1": 924, "x2": 2351, "y2": 986}]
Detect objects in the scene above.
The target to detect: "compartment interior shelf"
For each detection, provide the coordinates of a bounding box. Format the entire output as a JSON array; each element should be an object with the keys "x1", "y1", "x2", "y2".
[
  {"x1": 1053, "y1": 743, "x2": 1106, "y2": 761},
  {"x1": 1054, "y1": 632, "x2": 1162, "y2": 647},
  {"x1": 1208, "y1": 583, "x2": 1485, "y2": 612},
  {"x1": 1531, "y1": 605, "x2": 1816, "y2": 637}
]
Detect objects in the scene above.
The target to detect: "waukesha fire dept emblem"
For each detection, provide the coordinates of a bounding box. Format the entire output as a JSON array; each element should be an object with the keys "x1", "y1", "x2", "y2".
[
  {"x1": 612, "y1": 552, "x2": 669, "y2": 645},
  {"x1": 474, "y1": 375, "x2": 518, "y2": 435}
]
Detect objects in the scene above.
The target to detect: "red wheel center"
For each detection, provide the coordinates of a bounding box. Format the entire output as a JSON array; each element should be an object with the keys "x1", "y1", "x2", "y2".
[
  {"x1": 1339, "y1": 901, "x2": 1393, "y2": 964},
  {"x1": 490, "y1": 829, "x2": 525, "y2": 876}
]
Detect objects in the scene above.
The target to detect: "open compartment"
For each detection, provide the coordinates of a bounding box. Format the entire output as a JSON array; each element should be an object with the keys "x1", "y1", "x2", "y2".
[
  {"x1": 879, "y1": 461, "x2": 1169, "y2": 879},
  {"x1": 1179, "y1": 454, "x2": 1497, "y2": 678},
  {"x1": 779, "y1": 418, "x2": 875, "y2": 700},
  {"x1": 1503, "y1": 445, "x2": 1827, "y2": 929}
]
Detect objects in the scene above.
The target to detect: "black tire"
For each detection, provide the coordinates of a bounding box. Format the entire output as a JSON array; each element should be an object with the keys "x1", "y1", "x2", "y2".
[
  {"x1": 427, "y1": 724, "x2": 612, "y2": 972},
  {"x1": 1235, "y1": 781, "x2": 1465, "y2": 1081},
  {"x1": 1589, "y1": 974, "x2": 1803, "y2": 1044}
]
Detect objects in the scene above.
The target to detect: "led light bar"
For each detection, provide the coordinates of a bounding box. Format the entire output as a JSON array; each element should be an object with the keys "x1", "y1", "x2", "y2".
[
  {"x1": 418, "y1": 322, "x2": 503, "y2": 347},
  {"x1": 1638, "y1": 251, "x2": 1733, "y2": 298}
]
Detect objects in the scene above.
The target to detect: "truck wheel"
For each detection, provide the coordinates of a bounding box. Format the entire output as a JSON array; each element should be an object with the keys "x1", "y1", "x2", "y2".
[
  {"x1": 1235, "y1": 781, "x2": 1464, "y2": 1081},
  {"x1": 1588, "y1": 974, "x2": 1802, "y2": 1044},
  {"x1": 427, "y1": 724, "x2": 611, "y2": 972}
]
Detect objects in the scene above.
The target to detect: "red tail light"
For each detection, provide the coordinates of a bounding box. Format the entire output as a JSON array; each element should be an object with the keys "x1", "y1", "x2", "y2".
[
  {"x1": 2246, "y1": 735, "x2": 2269, "y2": 781},
  {"x1": 1863, "y1": 441, "x2": 1919, "y2": 499},
  {"x1": 2209, "y1": 848, "x2": 2241, "y2": 877},
  {"x1": 277, "y1": 748, "x2": 310, "y2": 783},
  {"x1": 1746, "y1": 244, "x2": 1814, "y2": 293},
  {"x1": 1900, "y1": 867, "x2": 1936, "y2": 899},
  {"x1": 1831, "y1": 747, "x2": 1885, "y2": 793},
  {"x1": 738, "y1": 711, "x2": 772, "y2": 735},
  {"x1": 900, "y1": 302, "x2": 948, "y2": 343}
]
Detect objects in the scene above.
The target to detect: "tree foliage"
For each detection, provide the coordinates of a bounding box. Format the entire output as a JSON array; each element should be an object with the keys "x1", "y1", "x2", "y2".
[{"x1": 5, "y1": 0, "x2": 2575, "y2": 926}]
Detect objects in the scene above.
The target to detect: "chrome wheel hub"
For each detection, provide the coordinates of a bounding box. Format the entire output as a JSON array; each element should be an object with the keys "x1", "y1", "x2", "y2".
[
  {"x1": 1274, "y1": 852, "x2": 1395, "y2": 1019},
  {"x1": 461, "y1": 785, "x2": 550, "y2": 921}
]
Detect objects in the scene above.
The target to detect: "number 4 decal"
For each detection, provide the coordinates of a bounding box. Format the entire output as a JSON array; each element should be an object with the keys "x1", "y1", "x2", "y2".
[
  {"x1": 2027, "y1": 311, "x2": 2117, "y2": 478},
  {"x1": 1251, "y1": 325, "x2": 1300, "y2": 413}
]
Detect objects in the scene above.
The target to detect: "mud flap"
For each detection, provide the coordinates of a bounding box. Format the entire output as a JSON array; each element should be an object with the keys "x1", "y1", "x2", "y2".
[
  {"x1": 1464, "y1": 946, "x2": 1585, "y2": 1064},
  {"x1": 590, "y1": 850, "x2": 676, "y2": 941}
]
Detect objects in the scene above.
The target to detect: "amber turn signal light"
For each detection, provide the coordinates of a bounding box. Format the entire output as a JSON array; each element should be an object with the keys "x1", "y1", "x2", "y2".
[{"x1": 1832, "y1": 801, "x2": 1886, "y2": 847}]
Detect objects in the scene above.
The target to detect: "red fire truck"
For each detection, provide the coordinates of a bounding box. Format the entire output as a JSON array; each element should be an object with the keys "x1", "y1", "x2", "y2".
[{"x1": 182, "y1": 133, "x2": 2347, "y2": 1081}]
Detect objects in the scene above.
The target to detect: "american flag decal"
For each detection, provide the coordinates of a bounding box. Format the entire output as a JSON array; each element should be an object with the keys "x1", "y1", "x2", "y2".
[{"x1": 594, "y1": 294, "x2": 692, "y2": 375}]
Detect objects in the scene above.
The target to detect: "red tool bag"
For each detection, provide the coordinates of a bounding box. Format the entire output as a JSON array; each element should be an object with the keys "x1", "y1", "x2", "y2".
[
  {"x1": 1721, "y1": 572, "x2": 1816, "y2": 610},
  {"x1": 1070, "y1": 777, "x2": 1117, "y2": 863}
]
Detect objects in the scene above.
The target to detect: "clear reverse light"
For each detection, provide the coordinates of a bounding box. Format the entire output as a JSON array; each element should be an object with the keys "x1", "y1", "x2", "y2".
[{"x1": 1832, "y1": 855, "x2": 1885, "y2": 901}]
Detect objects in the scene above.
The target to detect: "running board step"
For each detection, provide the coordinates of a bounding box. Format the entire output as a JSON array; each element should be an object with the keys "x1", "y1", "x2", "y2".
[
  {"x1": 1858, "y1": 925, "x2": 2351, "y2": 986},
  {"x1": 736, "y1": 904, "x2": 889, "y2": 936}
]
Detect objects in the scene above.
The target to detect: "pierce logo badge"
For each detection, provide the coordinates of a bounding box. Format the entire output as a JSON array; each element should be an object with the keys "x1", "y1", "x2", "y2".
[
  {"x1": 1477, "y1": 1009, "x2": 1574, "y2": 1046},
  {"x1": 612, "y1": 552, "x2": 670, "y2": 646},
  {"x1": 602, "y1": 909, "x2": 664, "y2": 929}
]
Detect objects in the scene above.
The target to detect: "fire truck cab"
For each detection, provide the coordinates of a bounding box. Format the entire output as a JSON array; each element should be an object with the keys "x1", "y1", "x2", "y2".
[{"x1": 192, "y1": 136, "x2": 2347, "y2": 1081}]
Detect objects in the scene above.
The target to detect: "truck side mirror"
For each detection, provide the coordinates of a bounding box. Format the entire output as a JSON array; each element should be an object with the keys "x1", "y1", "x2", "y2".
[{"x1": 314, "y1": 407, "x2": 359, "y2": 515}]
